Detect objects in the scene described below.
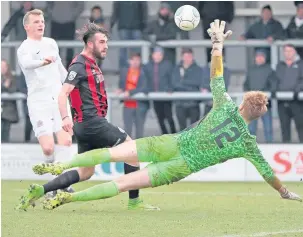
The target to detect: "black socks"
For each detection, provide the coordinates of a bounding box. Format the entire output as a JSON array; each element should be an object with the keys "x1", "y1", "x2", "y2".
[
  {"x1": 43, "y1": 170, "x2": 80, "y2": 194},
  {"x1": 124, "y1": 163, "x2": 140, "y2": 199}
]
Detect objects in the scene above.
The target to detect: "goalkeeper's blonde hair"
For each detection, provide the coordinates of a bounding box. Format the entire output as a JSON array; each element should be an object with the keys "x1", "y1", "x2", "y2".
[
  {"x1": 242, "y1": 91, "x2": 268, "y2": 121},
  {"x1": 23, "y1": 9, "x2": 44, "y2": 26}
]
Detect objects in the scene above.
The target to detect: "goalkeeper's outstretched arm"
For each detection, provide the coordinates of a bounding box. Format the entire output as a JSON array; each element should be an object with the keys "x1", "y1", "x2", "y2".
[
  {"x1": 207, "y1": 20, "x2": 232, "y2": 107},
  {"x1": 246, "y1": 151, "x2": 302, "y2": 202}
]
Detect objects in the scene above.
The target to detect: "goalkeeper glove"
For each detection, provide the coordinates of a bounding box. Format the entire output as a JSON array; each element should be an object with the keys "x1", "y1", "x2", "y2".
[
  {"x1": 279, "y1": 187, "x2": 302, "y2": 202},
  {"x1": 207, "y1": 19, "x2": 232, "y2": 53}
]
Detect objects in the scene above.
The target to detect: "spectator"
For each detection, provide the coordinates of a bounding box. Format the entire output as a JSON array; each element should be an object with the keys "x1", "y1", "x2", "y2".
[
  {"x1": 243, "y1": 50, "x2": 276, "y2": 143},
  {"x1": 117, "y1": 53, "x2": 149, "y2": 139},
  {"x1": 90, "y1": 6, "x2": 106, "y2": 69},
  {"x1": 161, "y1": 1, "x2": 190, "y2": 40},
  {"x1": 172, "y1": 48, "x2": 202, "y2": 131},
  {"x1": 1, "y1": 59, "x2": 19, "y2": 142},
  {"x1": 286, "y1": 2, "x2": 303, "y2": 59},
  {"x1": 144, "y1": 3, "x2": 182, "y2": 64},
  {"x1": 201, "y1": 60, "x2": 231, "y2": 115},
  {"x1": 47, "y1": 1, "x2": 84, "y2": 67},
  {"x1": 1, "y1": 1, "x2": 33, "y2": 42},
  {"x1": 144, "y1": 46, "x2": 176, "y2": 134},
  {"x1": 89, "y1": 6, "x2": 105, "y2": 29},
  {"x1": 198, "y1": 1, "x2": 234, "y2": 62},
  {"x1": 275, "y1": 44, "x2": 303, "y2": 143},
  {"x1": 16, "y1": 73, "x2": 33, "y2": 142},
  {"x1": 110, "y1": 1, "x2": 148, "y2": 68},
  {"x1": 240, "y1": 5, "x2": 285, "y2": 61}
]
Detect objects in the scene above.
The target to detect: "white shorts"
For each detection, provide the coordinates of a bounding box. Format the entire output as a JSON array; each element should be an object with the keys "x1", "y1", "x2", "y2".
[{"x1": 28, "y1": 102, "x2": 63, "y2": 138}]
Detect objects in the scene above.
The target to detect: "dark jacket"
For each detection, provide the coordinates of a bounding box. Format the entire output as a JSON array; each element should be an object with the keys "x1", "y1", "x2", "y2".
[
  {"x1": 198, "y1": 1, "x2": 234, "y2": 23},
  {"x1": 244, "y1": 64, "x2": 276, "y2": 92},
  {"x1": 286, "y1": 16, "x2": 303, "y2": 58},
  {"x1": 144, "y1": 60, "x2": 173, "y2": 92},
  {"x1": 201, "y1": 64, "x2": 231, "y2": 91},
  {"x1": 144, "y1": 17, "x2": 179, "y2": 63},
  {"x1": 172, "y1": 61, "x2": 203, "y2": 107},
  {"x1": 144, "y1": 17, "x2": 178, "y2": 41},
  {"x1": 110, "y1": 2, "x2": 147, "y2": 30},
  {"x1": 160, "y1": 1, "x2": 192, "y2": 39},
  {"x1": 275, "y1": 60, "x2": 303, "y2": 93},
  {"x1": 286, "y1": 16, "x2": 303, "y2": 39},
  {"x1": 244, "y1": 18, "x2": 285, "y2": 40},
  {"x1": 16, "y1": 73, "x2": 30, "y2": 115},
  {"x1": 1, "y1": 7, "x2": 33, "y2": 42},
  {"x1": 119, "y1": 67, "x2": 149, "y2": 108},
  {"x1": 1, "y1": 77, "x2": 19, "y2": 123}
]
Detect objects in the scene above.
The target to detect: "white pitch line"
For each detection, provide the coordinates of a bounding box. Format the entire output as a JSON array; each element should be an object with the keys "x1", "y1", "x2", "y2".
[
  {"x1": 216, "y1": 229, "x2": 303, "y2": 237},
  {"x1": 142, "y1": 191, "x2": 277, "y2": 197}
]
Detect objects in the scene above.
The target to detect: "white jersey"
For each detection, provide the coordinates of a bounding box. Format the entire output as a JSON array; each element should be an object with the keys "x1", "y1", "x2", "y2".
[
  {"x1": 17, "y1": 37, "x2": 71, "y2": 137},
  {"x1": 17, "y1": 37, "x2": 67, "y2": 105}
]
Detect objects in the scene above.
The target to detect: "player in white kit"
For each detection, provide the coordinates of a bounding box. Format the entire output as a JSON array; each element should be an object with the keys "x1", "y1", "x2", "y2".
[{"x1": 17, "y1": 9, "x2": 73, "y2": 194}]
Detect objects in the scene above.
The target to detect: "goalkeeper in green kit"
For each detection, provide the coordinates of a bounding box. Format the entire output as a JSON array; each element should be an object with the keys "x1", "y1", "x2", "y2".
[{"x1": 30, "y1": 20, "x2": 302, "y2": 210}]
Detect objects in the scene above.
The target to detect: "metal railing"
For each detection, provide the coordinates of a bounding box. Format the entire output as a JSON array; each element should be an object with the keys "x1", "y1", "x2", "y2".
[
  {"x1": 2, "y1": 39, "x2": 303, "y2": 121},
  {"x1": 2, "y1": 39, "x2": 303, "y2": 73},
  {"x1": 2, "y1": 92, "x2": 303, "y2": 123}
]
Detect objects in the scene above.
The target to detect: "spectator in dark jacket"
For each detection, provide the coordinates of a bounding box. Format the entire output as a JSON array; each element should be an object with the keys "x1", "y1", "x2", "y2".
[
  {"x1": 89, "y1": 6, "x2": 105, "y2": 28},
  {"x1": 240, "y1": 5, "x2": 285, "y2": 61},
  {"x1": 286, "y1": 2, "x2": 303, "y2": 59},
  {"x1": 1, "y1": 59, "x2": 19, "y2": 142},
  {"x1": 1, "y1": 1, "x2": 33, "y2": 42},
  {"x1": 160, "y1": 1, "x2": 191, "y2": 40},
  {"x1": 144, "y1": 3, "x2": 183, "y2": 64},
  {"x1": 144, "y1": 46, "x2": 176, "y2": 134},
  {"x1": 117, "y1": 53, "x2": 149, "y2": 139},
  {"x1": 90, "y1": 5, "x2": 106, "y2": 69},
  {"x1": 16, "y1": 73, "x2": 33, "y2": 142},
  {"x1": 275, "y1": 44, "x2": 303, "y2": 143},
  {"x1": 243, "y1": 50, "x2": 276, "y2": 143},
  {"x1": 198, "y1": 1, "x2": 234, "y2": 62},
  {"x1": 201, "y1": 61, "x2": 231, "y2": 115},
  {"x1": 111, "y1": 1, "x2": 148, "y2": 69},
  {"x1": 172, "y1": 49, "x2": 203, "y2": 131},
  {"x1": 47, "y1": 1, "x2": 84, "y2": 67}
]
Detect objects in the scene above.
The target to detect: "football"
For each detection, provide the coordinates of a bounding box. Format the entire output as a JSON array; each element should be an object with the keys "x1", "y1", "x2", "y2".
[{"x1": 174, "y1": 5, "x2": 200, "y2": 31}]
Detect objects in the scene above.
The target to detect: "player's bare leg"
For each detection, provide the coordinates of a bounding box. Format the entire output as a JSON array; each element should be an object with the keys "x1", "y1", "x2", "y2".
[
  {"x1": 54, "y1": 129, "x2": 74, "y2": 193},
  {"x1": 37, "y1": 135, "x2": 58, "y2": 199},
  {"x1": 56, "y1": 129, "x2": 72, "y2": 147},
  {"x1": 38, "y1": 135, "x2": 55, "y2": 163},
  {"x1": 33, "y1": 140, "x2": 139, "y2": 176},
  {"x1": 43, "y1": 168, "x2": 158, "y2": 210}
]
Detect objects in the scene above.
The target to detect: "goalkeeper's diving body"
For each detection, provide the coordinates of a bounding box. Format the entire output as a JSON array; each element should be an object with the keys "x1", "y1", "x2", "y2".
[{"x1": 30, "y1": 20, "x2": 301, "y2": 210}]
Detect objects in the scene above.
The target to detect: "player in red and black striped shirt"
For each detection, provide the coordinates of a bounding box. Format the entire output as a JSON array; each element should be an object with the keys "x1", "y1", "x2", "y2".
[{"x1": 17, "y1": 23, "x2": 158, "y2": 211}]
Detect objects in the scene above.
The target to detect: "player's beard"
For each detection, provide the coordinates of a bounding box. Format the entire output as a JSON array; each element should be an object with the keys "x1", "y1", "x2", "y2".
[{"x1": 93, "y1": 44, "x2": 106, "y2": 60}]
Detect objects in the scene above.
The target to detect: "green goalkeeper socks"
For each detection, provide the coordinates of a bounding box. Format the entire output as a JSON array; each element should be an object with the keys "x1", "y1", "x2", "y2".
[
  {"x1": 71, "y1": 181, "x2": 119, "y2": 202},
  {"x1": 64, "y1": 148, "x2": 111, "y2": 169}
]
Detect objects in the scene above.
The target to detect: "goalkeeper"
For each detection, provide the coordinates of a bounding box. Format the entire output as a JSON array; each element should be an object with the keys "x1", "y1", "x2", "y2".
[{"x1": 28, "y1": 20, "x2": 302, "y2": 210}]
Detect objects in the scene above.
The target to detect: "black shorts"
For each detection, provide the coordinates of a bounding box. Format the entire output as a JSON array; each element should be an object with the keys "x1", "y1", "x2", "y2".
[{"x1": 73, "y1": 117, "x2": 128, "y2": 154}]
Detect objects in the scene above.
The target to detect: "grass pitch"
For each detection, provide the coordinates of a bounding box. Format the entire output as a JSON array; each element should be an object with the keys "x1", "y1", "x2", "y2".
[{"x1": 2, "y1": 181, "x2": 303, "y2": 237}]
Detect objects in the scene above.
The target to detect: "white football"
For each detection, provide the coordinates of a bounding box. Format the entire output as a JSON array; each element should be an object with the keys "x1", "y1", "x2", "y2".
[{"x1": 174, "y1": 5, "x2": 200, "y2": 31}]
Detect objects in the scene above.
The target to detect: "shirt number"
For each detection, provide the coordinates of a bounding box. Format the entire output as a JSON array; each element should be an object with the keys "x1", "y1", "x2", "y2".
[{"x1": 210, "y1": 118, "x2": 241, "y2": 149}]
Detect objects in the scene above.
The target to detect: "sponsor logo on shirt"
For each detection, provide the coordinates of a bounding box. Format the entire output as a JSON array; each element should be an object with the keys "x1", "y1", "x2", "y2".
[{"x1": 92, "y1": 69, "x2": 104, "y2": 84}]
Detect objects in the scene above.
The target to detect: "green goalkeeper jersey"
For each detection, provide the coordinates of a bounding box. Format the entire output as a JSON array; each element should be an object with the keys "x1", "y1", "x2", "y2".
[{"x1": 177, "y1": 76, "x2": 275, "y2": 181}]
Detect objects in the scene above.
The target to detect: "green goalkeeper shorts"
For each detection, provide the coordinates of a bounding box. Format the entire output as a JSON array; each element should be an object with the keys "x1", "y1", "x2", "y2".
[{"x1": 136, "y1": 134, "x2": 192, "y2": 187}]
